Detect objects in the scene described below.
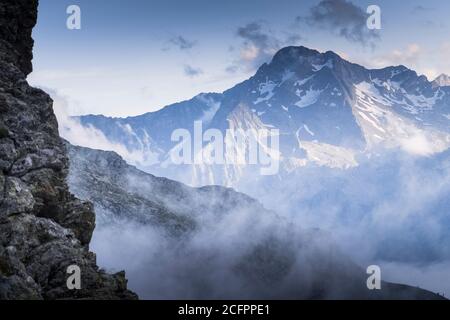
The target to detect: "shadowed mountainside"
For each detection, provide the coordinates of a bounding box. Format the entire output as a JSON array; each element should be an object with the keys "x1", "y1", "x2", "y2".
[{"x1": 67, "y1": 143, "x2": 445, "y2": 300}]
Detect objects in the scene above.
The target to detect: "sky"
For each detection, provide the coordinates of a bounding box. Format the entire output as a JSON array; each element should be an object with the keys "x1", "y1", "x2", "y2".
[{"x1": 28, "y1": 0, "x2": 450, "y2": 117}]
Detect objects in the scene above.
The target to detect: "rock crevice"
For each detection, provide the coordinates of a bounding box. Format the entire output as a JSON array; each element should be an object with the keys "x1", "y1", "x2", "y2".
[{"x1": 0, "y1": 0, "x2": 136, "y2": 299}]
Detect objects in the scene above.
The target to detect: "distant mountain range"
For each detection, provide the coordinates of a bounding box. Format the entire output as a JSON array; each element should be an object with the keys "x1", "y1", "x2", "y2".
[
  {"x1": 66, "y1": 142, "x2": 445, "y2": 300},
  {"x1": 3, "y1": 0, "x2": 448, "y2": 301},
  {"x1": 433, "y1": 74, "x2": 450, "y2": 88},
  {"x1": 73, "y1": 46, "x2": 450, "y2": 187}
]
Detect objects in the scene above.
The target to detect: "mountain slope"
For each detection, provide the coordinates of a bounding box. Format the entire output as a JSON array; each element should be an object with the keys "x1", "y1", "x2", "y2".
[
  {"x1": 66, "y1": 143, "x2": 444, "y2": 300},
  {"x1": 74, "y1": 46, "x2": 450, "y2": 187},
  {"x1": 0, "y1": 0, "x2": 136, "y2": 299},
  {"x1": 433, "y1": 74, "x2": 450, "y2": 88},
  {"x1": 66, "y1": 141, "x2": 267, "y2": 236}
]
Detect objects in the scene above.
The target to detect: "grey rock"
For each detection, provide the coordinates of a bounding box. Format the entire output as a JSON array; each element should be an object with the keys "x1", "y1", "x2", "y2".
[
  {"x1": 0, "y1": 177, "x2": 35, "y2": 216},
  {"x1": 0, "y1": 0, "x2": 136, "y2": 299}
]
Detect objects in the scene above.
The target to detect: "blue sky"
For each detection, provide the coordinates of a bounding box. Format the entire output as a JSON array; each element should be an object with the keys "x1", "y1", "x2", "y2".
[{"x1": 29, "y1": 0, "x2": 450, "y2": 117}]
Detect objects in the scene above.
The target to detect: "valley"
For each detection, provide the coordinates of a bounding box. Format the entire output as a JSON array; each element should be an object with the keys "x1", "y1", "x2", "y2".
[{"x1": 63, "y1": 46, "x2": 450, "y2": 297}]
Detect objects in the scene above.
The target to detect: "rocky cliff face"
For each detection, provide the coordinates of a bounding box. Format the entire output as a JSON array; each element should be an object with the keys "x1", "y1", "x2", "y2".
[{"x1": 0, "y1": 0, "x2": 136, "y2": 299}]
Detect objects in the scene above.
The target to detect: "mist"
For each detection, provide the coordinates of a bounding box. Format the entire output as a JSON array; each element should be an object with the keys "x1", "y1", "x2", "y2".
[
  {"x1": 55, "y1": 89, "x2": 450, "y2": 298},
  {"x1": 238, "y1": 149, "x2": 450, "y2": 295},
  {"x1": 75, "y1": 146, "x2": 450, "y2": 299},
  {"x1": 90, "y1": 197, "x2": 358, "y2": 299}
]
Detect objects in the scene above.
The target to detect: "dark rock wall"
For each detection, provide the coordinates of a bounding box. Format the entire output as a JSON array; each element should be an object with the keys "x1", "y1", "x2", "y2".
[
  {"x1": 0, "y1": 0, "x2": 136, "y2": 299},
  {"x1": 0, "y1": 0, "x2": 37, "y2": 76}
]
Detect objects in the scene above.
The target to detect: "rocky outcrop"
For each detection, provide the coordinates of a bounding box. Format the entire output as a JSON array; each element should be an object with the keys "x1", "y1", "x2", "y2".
[
  {"x1": 66, "y1": 142, "x2": 268, "y2": 236},
  {"x1": 67, "y1": 143, "x2": 445, "y2": 300},
  {"x1": 0, "y1": 0, "x2": 136, "y2": 299},
  {"x1": 432, "y1": 74, "x2": 450, "y2": 88}
]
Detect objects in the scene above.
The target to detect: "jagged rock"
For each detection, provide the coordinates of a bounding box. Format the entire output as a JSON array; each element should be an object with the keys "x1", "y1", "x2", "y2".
[
  {"x1": 67, "y1": 143, "x2": 445, "y2": 300},
  {"x1": 0, "y1": 0, "x2": 136, "y2": 299},
  {"x1": 0, "y1": 0, "x2": 36, "y2": 77},
  {"x1": 66, "y1": 142, "x2": 268, "y2": 236},
  {"x1": 0, "y1": 177, "x2": 35, "y2": 216}
]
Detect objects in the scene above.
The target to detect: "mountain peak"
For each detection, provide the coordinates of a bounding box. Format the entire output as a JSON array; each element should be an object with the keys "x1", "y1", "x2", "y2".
[
  {"x1": 432, "y1": 73, "x2": 450, "y2": 87},
  {"x1": 270, "y1": 46, "x2": 345, "y2": 66},
  {"x1": 254, "y1": 45, "x2": 344, "y2": 80},
  {"x1": 273, "y1": 46, "x2": 321, "y2": 59},
  {"x1": 76, "y1": 42, "x2": 450, "y2": 188}
]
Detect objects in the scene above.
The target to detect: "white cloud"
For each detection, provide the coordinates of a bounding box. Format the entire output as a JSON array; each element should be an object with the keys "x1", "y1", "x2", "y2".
[
  {"x1": 371, "y1": 43, "x2": 422, "y2": 69},
  {"x1": 47, "y1": 88, "x2": 159, "y2": 166},
  {"x1": 398, "y1": 133, "x2": 435, "y2": 157}
]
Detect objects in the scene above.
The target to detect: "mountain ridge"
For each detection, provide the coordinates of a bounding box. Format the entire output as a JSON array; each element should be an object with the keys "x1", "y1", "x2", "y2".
[
  {"x1": 73, "y1": 45, "x2": 450, "y2": 187},
  {"x1": 79, "y1": 46, "x2": 426, "y2": 120},
  {"x1": 66, "y1": 141, "x2": 446, "y2": 300},
  {"x1": 433, "y1": 73, "x2": 450, "y2": 88}
]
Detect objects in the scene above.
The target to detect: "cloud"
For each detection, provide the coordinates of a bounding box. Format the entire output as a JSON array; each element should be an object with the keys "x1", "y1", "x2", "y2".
[
  {"x1": 442, "y1": 42, "x2": 450, "y2": 56},
  {"x1": 89, "y1": 144, "x2": 450, "y2": 298},
  {"x1": 371, "y1": 44, "x2": 422, "y2": 69},
  {"x1": 228, "y1": 21, "x2": 302, "y2": 73},
  {"x1": 398, "y1": 132, "x2": 440, "y2": 157},
  {"x1": 237, "y1": 22, "x2": 274, "y2": 50},
  {"x1": 422, "y1": 68, "x2": 440, "y2": 81},
  {"x1": 45, "y1": 88, "x2": 158, "y2": 166},
  {"x1": 298, "y1": 0, "x2": 379, "y2": 47},
  {"x1": 285, "y1": 34, "x2": 303, "y2": 45},
  {"x1": 236, "y1": 22, "x2": 279, "y2": 68},
  {"x1": 436, "y1": 42, "x2": 450, "y2": 77},
  {"x1": 183, "y1": 64, "x2": 203, "y2": 77},
  {"x1": 366, "y1": 42, "x2": 450, "y2": 80},
  {"x1": 166, "y1": 35, "x2": 197, "y2": 51},
  {"x1": 411, "y1": 5, "x2": 435, "y2": 14},
  {"x1": 139, "y1": 86, "x2": 153, "y2": 99},
  {"x1": 381, "y1": 261, "x2": 450, "y2": 297},
  {"x1": 225, "y1": 65, "x2": 239, "y2": 74}
]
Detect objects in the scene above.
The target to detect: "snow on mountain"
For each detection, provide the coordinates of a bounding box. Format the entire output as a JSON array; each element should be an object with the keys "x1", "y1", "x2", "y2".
[
  {"x1": 433, "y1": 74, "x2": 450, "y2": 88},
  {"x1": 66, "y1": 142, "x2": 447, "y2": 300},
  {"x1": 72, "y1": 46, "x2": 450, "y2": 187}
]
